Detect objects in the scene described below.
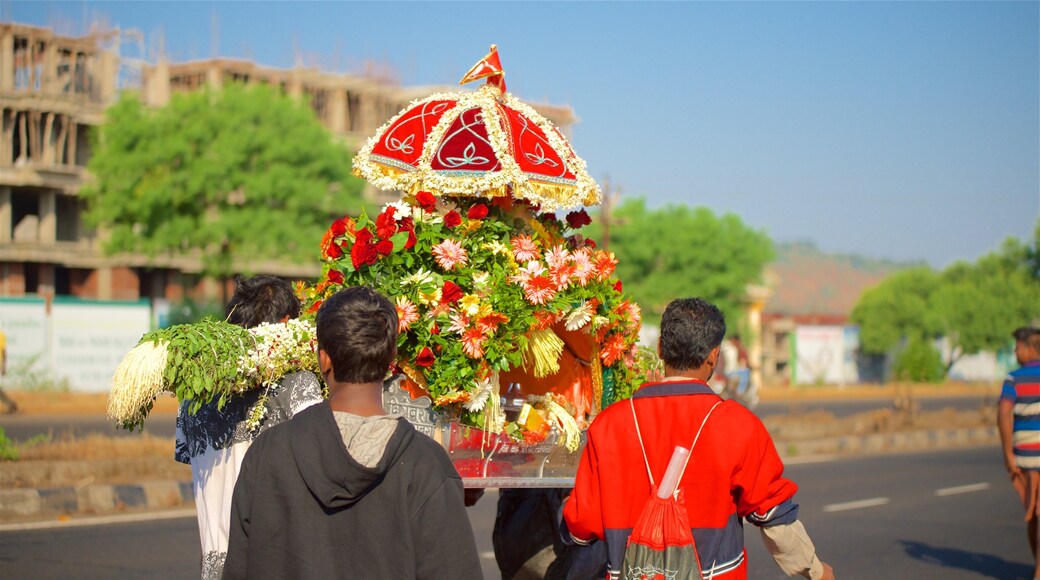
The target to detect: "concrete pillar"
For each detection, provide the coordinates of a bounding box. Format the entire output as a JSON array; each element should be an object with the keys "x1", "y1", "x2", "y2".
[
  {"x1": 38, "y1": 263, "x2": 55, "y2": 298},
  {"x1": 96, "y1": 266, "x2": 113, "y2": 300},
  {"x1": 1, "y1": 30, "x2": 13, "y2": 92},
  {"x1": 745, "y1": 285, "x2": 772, "y2": 389},
  {"x1": 329, "y1": 88, "x2": 347, "y2": 135},
  {"x1": 0, "y1": 187, "x2": 11, "y2": 243},
  {"x1": 207, "y1": 63, "x2": 222, "y2": 90},
  {"x1": 146, "y1": 59, "x2": 171, "y2": 107},
  {"x1": 38, "y1": 190, "x2": 56, "y2": 244}
]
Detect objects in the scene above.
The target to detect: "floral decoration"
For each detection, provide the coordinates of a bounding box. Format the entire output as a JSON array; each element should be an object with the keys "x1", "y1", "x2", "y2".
[{"x1": 299, "y1": 193, "x2": 647, "y2": 440}]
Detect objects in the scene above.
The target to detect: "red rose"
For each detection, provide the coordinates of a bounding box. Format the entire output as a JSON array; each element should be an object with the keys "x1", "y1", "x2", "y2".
[
  {"x1": 328, "y1": 270, "x2": 344, "y2": 285},
  {"x1": 467, "y1": 204, "x2": 489, "y2": 220},
  {"x1": 415, "y1": 346, "x2": 436, "y2": 368},
  {"x1": 399, "y1": 217, "x2": 415, "y2": 231},
  {"x1": 441, "y1": 280, "x2": 464, "y2": 304},
  {"x1": 542, "y1": 212, "x2": 557, "y2": 223},
  {"x1": 376, "y1": 208, "x2": 398, "y2": 240},
  {"x1": 355, "y1": 228, "x2": 373, "y2": 245},
  {"x1": 443, "y1": 210, "x2": 462, "y2": 228},
  {"x1": 613, "y1": 280, "x2": 623, "y2": 293},
  {"x1": 329, "y1": 217, "x2": 348, "y2": 237},
  {"x1": 376, "y1": 239, "x2": 394, "y2": 256},
  {"x1": 404, "y1": 230, "x2": 417, "y2": 250},
  {"x1": 415, "y1": 191, "x2": 437, "y2": 211},
  {"x1": 350, "y1": 239, "x2": 378, "y2": 269},
  {"x1": 566, "y1": 209, "x2": 592, "y2": 229}
]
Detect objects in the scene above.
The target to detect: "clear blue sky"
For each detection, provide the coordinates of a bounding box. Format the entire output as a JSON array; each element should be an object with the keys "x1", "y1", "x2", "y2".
[{"x1": 7, "y1": 1, "x2": 1038, "y2": 268}]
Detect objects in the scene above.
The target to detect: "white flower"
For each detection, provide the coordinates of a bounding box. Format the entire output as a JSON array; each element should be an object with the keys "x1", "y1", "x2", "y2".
[
  {"x1": 471, "y1": 271, "x2": 490, "y2": 290},
  {"x1": 463, "y1": 377, "x2": 495, "y2": 412},
  {"x1": 564, "y1": 302, "x2": 593, "y2": 331},
  {"x1": 400, "y1": 267, "x2": 436, "y2": 287},
  {"x1": 383, "y1": 201, "x2": 411, "y2": 221}
]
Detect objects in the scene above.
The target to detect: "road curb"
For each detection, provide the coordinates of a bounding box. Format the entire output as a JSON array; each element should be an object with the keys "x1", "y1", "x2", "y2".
[
  {"x1": 780, "y1": 426, "x2": 998, "y2": 458},
  {"x1": 1, "y1": 479, "x2": 194, "y2": 520}
]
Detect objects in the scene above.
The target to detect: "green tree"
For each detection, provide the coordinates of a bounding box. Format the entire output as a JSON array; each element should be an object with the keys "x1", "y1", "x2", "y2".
[
  {"x1": 931, "y1": 233, "x2": 1040, "y2": 371},
  {"x1": 82, "y1": 83, "x2": 365, "y2": 287},
  {"x1": 851, "y1": 267, "x2": 940, "y2": 355},
  {"x1": 852, "y1": 224, "x2": 1040, "y2": 377},
  {"x1": 589, "y1": 198, "x2": 773, "y2": 325}
]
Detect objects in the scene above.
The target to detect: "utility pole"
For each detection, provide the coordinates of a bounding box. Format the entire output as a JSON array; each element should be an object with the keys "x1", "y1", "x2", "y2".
[{"x1": 600, "y1": 174, "x2": 621, "y2": 250}]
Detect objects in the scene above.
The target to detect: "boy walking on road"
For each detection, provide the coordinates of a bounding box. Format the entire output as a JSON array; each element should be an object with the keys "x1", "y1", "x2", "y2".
[
  {"x1": 998, "y1": 326, "x2": 1040, "y2": 579},
  {"x1": 223, "y1": 286, "x2": 481, "y2": 579},
  {"x1": 562, "y1": 297, "x2": 834, "y2": 579}
]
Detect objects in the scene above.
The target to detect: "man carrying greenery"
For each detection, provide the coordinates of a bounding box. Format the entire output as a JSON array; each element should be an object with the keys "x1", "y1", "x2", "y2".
[
  {"x1": 998, "y1": 326, "x2": 1040, "y2": 579},
  {"x1": 175, "y1": 275, "x2": 323, "y2": 580}
]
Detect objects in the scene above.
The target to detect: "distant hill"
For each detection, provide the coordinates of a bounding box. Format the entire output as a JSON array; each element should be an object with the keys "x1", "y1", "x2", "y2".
[{"x1": 764, "y1": 241, "x2": 925, "y2": 317}]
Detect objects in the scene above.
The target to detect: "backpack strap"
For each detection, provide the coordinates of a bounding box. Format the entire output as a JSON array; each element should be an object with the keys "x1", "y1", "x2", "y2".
[
  {"x1": 629, "y1": 398, "x2": 656, "y2": 488},
  {"x1": 677, "y1": 401, "x2": 722, "y2": 484},
  {"x1": 629, "y1": 398, "x2": 722, "y2": 491}
]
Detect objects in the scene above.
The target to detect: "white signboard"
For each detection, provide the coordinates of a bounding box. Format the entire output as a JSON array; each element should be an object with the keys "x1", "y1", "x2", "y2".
[
  {"x1": 794, "y1": 325, "x2": 850, "y2": 385},
  {"x1": 0, "y1": 297, "x2": 48, "y2": 381},
  {"x1": 50, "y1": 299, "x2": 152, "y2": 392}
]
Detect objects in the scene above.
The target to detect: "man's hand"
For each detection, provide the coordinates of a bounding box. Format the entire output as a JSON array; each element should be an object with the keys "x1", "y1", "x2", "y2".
[{"x1": 464, "y1": 488, "x2": 485, "y2": 507}]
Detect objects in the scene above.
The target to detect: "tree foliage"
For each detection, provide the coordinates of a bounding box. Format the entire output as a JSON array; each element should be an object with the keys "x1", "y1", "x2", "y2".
[
  {"x1": 589, "y1": 198, "x2": 774, "y2": 326},
  {"x1": 82, "y1": 83, "x2": 366, "y2": 279},
  {"x1": 852, "y1": 223, "x2": 1040, "y2": 375}
]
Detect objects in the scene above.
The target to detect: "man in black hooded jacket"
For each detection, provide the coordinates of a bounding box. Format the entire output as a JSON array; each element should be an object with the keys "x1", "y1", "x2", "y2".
[{"x1": 222, "y1": 287, "x2": 481, "y2": 579}]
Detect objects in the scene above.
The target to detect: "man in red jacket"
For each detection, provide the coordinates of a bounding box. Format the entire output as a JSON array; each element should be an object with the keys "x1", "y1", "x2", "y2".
[{"x1": 562, "y1": 297, "x2": 834, "y2": 580}]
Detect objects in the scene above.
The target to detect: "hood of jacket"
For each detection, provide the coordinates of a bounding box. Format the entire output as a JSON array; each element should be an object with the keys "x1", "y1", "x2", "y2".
[{"x1": 288, "y1": 402, "x2": 414, "y2": 510}]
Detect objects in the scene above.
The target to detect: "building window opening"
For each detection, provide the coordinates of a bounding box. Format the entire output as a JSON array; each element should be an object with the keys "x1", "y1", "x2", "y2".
[
  {"x1": 13, "y1": 36, "x2": 29, "y2": 89},
  {"x1": 11, "y1": 191, "x2": 39, "y2": 242},
  {"x1": 56, "y1": 194, "x2": 80, "y2": 242},
  {"x1": 54, "y1": 266, "x2": 71, "y2": 296}
]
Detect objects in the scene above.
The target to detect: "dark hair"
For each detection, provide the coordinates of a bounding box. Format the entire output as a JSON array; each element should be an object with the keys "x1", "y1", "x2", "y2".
[
  {"x1": 659, "y1": 298, "x2": 726, "y2": 370},
  {"x1": 1013, "y1": 327, "x2": 1040, "y2": 351},
  {"x1": 225, "y1": 275, "x2": 301, "y2": 329},
  {"x1": 316, "y1": 286, "x2": 398, "y2": 383}
]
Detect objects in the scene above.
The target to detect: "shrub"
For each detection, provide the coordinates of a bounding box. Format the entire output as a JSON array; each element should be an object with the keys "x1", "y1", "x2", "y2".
[{"x1": 894, "y1": 337, "x2": 944, "y2": 383}]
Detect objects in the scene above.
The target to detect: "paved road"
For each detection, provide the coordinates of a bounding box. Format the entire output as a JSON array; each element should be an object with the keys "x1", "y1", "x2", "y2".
[
  {"x1": 0, "y1": 395, "x2": 993, "y2": 442},
  {"x1": 1, "y1": 446, "x2": 1030, "y2": 579}
]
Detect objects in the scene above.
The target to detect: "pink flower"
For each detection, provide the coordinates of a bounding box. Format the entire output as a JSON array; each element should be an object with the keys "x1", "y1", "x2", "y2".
[
  {"x1": 395, "y1": 296, "x2": 419, "y2": 333},
  {"x1": 544, "y1": 245, "x2": 569, "y2": 269},
  {"x1": 509, "y1": 261, "x2": 546, "y2": 286},
  {"x1": 510, "y1": 235, "x2": 541, "y2": 262},
  {"x1": 447, "y1": 311, "x2": 471, "y2": 335},
  {"x1": 571, "y1": 249, "x2": 595, "y2": 286},
  {"x1": 462, "y1": 327, "x2": 486, "y2": 358},
  {"x1": 432, "y1": 239, "x2": 468, "y2": 270}
]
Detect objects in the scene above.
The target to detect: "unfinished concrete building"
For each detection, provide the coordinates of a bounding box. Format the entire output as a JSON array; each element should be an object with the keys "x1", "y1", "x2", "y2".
[{"x1": 0, "y1": 22, "x2": 578, "y2": 304}]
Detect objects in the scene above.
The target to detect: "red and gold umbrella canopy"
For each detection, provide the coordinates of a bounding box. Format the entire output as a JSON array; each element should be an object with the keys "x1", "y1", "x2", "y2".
[{"x1": 352, "y1": 46, "x2": 601, "y2": 213}]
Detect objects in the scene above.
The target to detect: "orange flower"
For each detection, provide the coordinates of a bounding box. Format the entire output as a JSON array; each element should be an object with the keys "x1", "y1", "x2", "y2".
[
  {"x1": 462, "y1": 327, "x2": 486, "y2": 358},
  {"x1": 600, "y1": 333, "x2": 627, "y2": 366}
]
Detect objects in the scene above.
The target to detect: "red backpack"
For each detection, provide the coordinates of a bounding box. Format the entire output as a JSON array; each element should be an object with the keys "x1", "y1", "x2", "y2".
[{"x1": 620, "y1": 398, "x2": 721, "y2": 580}]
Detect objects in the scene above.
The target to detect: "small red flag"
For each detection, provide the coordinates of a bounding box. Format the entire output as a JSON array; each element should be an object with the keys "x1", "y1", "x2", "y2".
[{"x1": 459, "y1": 45, "x2": 506, "y2": 92}]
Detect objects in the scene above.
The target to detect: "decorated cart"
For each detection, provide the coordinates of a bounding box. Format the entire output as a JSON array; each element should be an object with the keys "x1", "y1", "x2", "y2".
[{"x1": 108, "y1": 47, "x2": 654, "y2": 488}]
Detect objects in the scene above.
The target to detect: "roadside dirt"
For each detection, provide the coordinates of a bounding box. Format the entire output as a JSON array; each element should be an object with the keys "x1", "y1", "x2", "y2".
[{"x1": 0, "y1": 383, "x2": 998, "y2": 489}]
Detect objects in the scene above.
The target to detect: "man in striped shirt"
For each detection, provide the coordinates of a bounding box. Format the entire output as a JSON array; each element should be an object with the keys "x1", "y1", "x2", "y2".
[{"x1": 998, "y1": 326, "x2": 1040, "y2": 579}]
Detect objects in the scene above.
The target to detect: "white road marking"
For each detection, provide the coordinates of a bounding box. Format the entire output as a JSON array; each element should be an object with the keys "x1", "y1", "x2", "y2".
[
  {"x1": 935, "y1": 482, "x2": 990, "y2": 496},
  {"x1": 0, "y1": 508, "x2": 197, "y2": 533},
  {"x1": 823, "y1": 497, "x2": 889, "y2": 512}
]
